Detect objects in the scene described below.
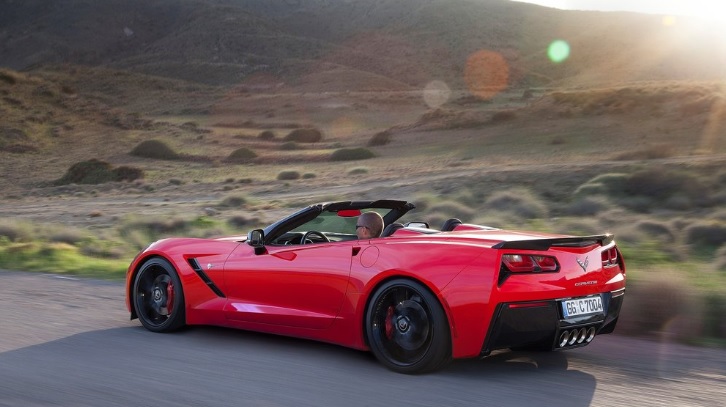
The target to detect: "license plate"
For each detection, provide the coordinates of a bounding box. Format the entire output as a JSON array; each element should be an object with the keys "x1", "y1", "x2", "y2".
[{"x1": 561, "y1": 295, "x2": 604, "y2": 317}]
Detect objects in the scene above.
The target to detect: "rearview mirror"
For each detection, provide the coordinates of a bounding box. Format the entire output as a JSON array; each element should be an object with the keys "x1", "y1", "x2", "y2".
[{"x1": 247, "y1": 229, "x2": 264, "y2": 248}]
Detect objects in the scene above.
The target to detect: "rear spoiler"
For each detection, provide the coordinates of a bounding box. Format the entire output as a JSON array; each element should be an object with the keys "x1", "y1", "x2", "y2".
[{"x1": 492, "y1": 234, "x2": 614, "y2": 251}]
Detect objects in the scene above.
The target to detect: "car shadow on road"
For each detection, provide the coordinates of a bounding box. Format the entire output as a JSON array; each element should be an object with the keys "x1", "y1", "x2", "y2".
[{"x1": 0, "y1": 325, "x2": 598, "y2": 407}]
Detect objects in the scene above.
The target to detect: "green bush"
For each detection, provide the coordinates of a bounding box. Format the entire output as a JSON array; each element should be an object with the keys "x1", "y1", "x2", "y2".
[
  {"x1": 302, "y1": 173, "x2": 317, "y2": 179},
  {"x1": 284, "y1": 128, "x2": 323, "y2": 143},
  {"x1": 277, "y1": 170, "x2": 301, "y2": 180},
  {"x1": 623, "y1": 168, "x2": 707, "y2": 203},
  {"x1": 217, "y1": 195, "x2": 247, "y2": 208},
  {"x1": 330, "y1": 147, "x2": 375, "y2": 161},
  {"x1": 367, "y1": 131, "x2": 392, "y2": 147},
  {"x1": 129, "y1": 139, "x2": 179, "y2": 160},
  {"x1": 225, "y1": 147, "x2": 257, "y2": 164}
]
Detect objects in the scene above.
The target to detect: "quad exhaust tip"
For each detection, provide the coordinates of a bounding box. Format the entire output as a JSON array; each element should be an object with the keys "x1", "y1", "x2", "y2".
[{"x1": 558, "y1": 326, "x2": 597, "y2": 348}]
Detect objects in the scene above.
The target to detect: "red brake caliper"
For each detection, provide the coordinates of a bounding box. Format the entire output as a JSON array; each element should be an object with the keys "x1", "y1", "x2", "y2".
[
  {"x1": 384, "y1": 306, "x2": 394, "y2": 339},
  {"x1": 166, "y1": 282, "x2": 174, "y2": 316}
]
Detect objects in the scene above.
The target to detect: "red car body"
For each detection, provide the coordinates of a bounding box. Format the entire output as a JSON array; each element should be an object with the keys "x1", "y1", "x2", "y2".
[{"x1": 126, "y1": 200, "x2": 625, "y2": 373}]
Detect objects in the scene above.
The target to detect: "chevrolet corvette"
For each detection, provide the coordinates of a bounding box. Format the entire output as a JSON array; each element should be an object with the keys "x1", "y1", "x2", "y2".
[{"x1": 126, "y1": 199, "x2": 625, "y2": 373}]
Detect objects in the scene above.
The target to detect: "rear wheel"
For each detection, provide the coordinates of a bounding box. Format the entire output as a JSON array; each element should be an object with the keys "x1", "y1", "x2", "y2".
[
  {"x1": 366, "y1": 279, "x2": 451, "y2": 374},
  {"x1": 133, "y1": 257, "x2": 185, "y2": 332}
]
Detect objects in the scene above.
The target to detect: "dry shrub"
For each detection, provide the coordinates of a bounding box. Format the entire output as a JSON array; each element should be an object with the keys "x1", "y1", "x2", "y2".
[
  {"x1": 612, "y1": 144, "x2": 677, "y2": 161},
  {"x1": 279, "y1": 141, "x2": 300, "y2": 150},
  {"x1": 130, "y1": 139, "x2": 179, "y2": 160},
  {"x1": 217, "y1": 195, "x2": 247, "y2": 208},
  {"x1": 563, "y1": 196, "x2": 610, "y2": 216},
  {"x1": 225, "y1": 147, "x2": 257, "y2": 164},
  {"x1": 277, "y1": 170, "x2": 301, "y2": 180},
  {"x1": 284, "y1": 128, "x2": 323, "y2": 143},
  {"x1": 684, "y1": 221, "x2": 726, "y2": 248},
  {"x1": 302, "y1": 173, "x2": 316, "y2": 179},
  {"x1": 227, "y1": 215, "x2": 259, "y2": 229},
  {"x1": 483, "y1": 188, "x2": 548, "y2": 219},
  {"x1": 55, "y1": 159, "x2": 144, "y2": 185},
  {"x1": 347, "y1": 167, "x2": 369, "y2": 175},
  {"x1": 49, "y1": 229, "x2": 87, "y2": 245},
  {"x1": 330, "y1": 147, "x2": 375, "y2": 161},
  {"x1": 489, "y1": 110, "x2": 517, "y2": 124},
  {"x1": 0, "y1": 221, "x2": 34, "y2": 242},
  {"x1": 618, "y1": 273, "x2": 701, "y2": 342},
  {"x1": 634, "y1": 220, "x2": 675, "y2": 243},
  {"x1": 426, "y1": 201, "x2": 476, "y2": 222},
  {"x1": 258, "y1": 130, "x2": 275, "y2": 140},
  {"x1": 367, "y1": 131, "x2": 392, "y2": 147}
]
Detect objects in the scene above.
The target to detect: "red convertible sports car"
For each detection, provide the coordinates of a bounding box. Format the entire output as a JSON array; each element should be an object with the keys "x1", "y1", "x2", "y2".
[{"x1": 126, "y1": 200, "x2": 625, "y2": 373}]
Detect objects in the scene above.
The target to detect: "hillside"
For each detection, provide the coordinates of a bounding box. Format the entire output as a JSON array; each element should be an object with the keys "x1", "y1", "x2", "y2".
[{"x1": 2, "y1": 0, "x2": 725, "y2": 89}]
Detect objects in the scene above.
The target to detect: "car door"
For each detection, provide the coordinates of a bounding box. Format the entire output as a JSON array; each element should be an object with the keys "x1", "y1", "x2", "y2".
[{"x1": 222, "y1": 240, "x2": 356, "y2": 329}]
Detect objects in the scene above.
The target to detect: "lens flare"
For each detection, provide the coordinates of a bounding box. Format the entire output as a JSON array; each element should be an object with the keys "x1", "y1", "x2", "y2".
[
  {"x1": 662, "y1": 15, "x2": 677, "y2": 26},
  {"x1": 464, "y1": 50, "x2": 509, "y2": 100},
  {"x1": 423, "y1": 80, "x2": 451, "y2": 109},
  {"x1": 548, "y1": 40, "x2": 570, "y2": 63}
]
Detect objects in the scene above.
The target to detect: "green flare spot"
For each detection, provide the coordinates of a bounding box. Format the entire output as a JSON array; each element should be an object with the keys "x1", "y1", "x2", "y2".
[{"x1": 548, "y1": 40, "x2": 570, "y2": 63}]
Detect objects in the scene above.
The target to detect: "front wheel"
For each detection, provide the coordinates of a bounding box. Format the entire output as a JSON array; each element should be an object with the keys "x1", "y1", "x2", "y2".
[
  {"x1": 366, "y1": 279, "x2": 451, "y2": 374},
  {"x1": 133, "y1": 257, "x2": 185, "y2": 333}
]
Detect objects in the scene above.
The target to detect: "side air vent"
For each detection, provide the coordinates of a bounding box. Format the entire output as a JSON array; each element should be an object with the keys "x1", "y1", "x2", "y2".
[{"x1": 187, "y1": 258, "x2": 226, "y2": 298}]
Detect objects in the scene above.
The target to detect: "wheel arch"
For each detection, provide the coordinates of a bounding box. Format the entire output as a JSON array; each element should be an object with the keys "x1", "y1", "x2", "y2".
[
  {"x1": 127, "y1": 253, "x2": 180, "y2": 321},
  {"x1": 360, "y1": 274, "x2": 455, "y2": 351}
]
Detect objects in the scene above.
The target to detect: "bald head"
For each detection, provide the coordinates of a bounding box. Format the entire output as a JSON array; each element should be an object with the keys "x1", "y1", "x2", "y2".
[{"x1": 356, "y1": 211, "x2": 384, "y2": 239}]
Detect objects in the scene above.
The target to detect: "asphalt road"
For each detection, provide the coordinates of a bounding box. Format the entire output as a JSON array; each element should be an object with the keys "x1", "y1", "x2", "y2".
[{"x1": 1, "y1": 271, "x2": 725, "y2": 407}]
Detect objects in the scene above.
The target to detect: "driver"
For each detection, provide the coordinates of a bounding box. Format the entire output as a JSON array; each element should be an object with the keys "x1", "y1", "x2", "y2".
[{"x1": 356, "y1": 212, "x2": 384, "y2": 239}]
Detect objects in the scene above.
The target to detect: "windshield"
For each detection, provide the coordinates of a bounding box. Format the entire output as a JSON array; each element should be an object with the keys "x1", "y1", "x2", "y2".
[{"x1": 291, "y1": 209, "x2": 387, "y2": 235}]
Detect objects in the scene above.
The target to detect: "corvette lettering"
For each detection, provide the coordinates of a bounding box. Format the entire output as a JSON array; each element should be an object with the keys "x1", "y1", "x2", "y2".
[{"x1": 574, "y1": 280, "x2": 597, "y2": 286}]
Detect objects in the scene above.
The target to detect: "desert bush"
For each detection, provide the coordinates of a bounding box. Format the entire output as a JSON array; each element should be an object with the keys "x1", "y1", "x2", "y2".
[
  {"x1": 0, "y1": 70, "x2": 18, "y2": 85},
  {"x1": 277, "y1": 170, "x2": 301, "y2": 180},
  {"x1": 563, "y1": 196, "x2": 610, "y2": 216},
  {"x1": 217, "y1": 195, "x2": 247, "y2": 208},
  {"x1": 0, "y1": 220, "x2": 34, "y2": 242},
  {"x1": 113, "y1": 166, "x2": 144, "y2": 182},
  {"x1": 49, "y1": 229, "x2": 88, "y2": 245},
  {"x1": 225, "y1": 147, "x2": 257, "y2": 164},
  {"x1": 426, "y1": 201, "x2": 476, "y2": 222},
  {"x1": 684, "y1": 221, "x2": 726, "y2": 248},
  {"x1": 227, "y1": 215, "x2": 259, "y2": 229},
  {"x1": 279, "y1": 141, "x2": 300, "y2": 150},
  {"x1": 129, "y1": 139, "x2": 179, "y2": 160},
  {"x1": 634, "y1": 220, "x2": 676, "y2": 243},
  {"x1": 574, "y1": 173, "x2": 629, "y2": 197},
  {"x1": 483, "y1": 188, "x2": 548, "y2": 219},
  {"x1": 702, "y1": 292, "x2": 726, "y2": 339},
  {"x1": 347, "y1": 167, "x2": 369, "y2": 175},
  {"x1": 284, "y1": 128, "x2": 323, "y2": 143},
  {"x1": 613, "y1": 144, "x2": 676, "y2": 161},
  {"x1": 367, "y1": 131, "x2": 392, "y2": 147},
  {"x1": 489, "y1": 110, "x2": 517, "y2": 124},
  {"x1": 258, "y1": 130, "x2": 275, "y2": 140},
  {"x1": 302, "y1": 173, "x2": 316, "y2": 179},
  {"x1": 55, "y1": 159, "x2": 143, "y2": 185},
  {"x1": 330, "y1": 147, "x2": 375, "y2": 161},
  {"x1": 716, "y1": 246, "x2": 726, "y2": 271},
  {"x1": 623, "y1": 168, "x2": 707, "y2": 204},
  {"x1": 618, "y1": 273, "x2": 701, "y2": 342}
]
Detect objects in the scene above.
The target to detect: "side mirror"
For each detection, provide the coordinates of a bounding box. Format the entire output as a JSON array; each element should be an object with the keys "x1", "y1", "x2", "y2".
[{"x1": 247, "y1": 229, "x2": 265, "y2": 249}]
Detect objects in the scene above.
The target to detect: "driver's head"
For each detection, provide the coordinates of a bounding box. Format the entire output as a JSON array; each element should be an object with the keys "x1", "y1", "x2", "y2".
[{"x1": 356, "y1": 211, "x2": 384, "y2": 239}]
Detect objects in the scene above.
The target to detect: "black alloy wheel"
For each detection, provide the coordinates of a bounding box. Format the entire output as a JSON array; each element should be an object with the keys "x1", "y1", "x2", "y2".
[
  {"x1": 133, "y1": 257, "x2": 185, "y2": 333},
  {"x1": 366, "y1": 279, "x2": 451, "y2": 374}
]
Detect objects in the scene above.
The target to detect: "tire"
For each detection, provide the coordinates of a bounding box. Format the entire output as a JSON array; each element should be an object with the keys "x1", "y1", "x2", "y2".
[
  {"x1": 133, "y1": 257, "x2": 186, "y2": 333},
  {"x1": 365, "y1": 279, "x2": 451, "y2": 374}
]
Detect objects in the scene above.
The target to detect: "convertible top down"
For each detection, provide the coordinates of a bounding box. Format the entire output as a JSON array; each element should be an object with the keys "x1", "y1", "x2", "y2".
[{"x1": 126, "y1": 200, "x2": 625, "y2": 373}]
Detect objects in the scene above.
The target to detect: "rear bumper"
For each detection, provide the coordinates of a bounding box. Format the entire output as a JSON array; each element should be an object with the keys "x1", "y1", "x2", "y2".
[{"x1": 481, "y1": 288, "x2": 625, "y2": 355}]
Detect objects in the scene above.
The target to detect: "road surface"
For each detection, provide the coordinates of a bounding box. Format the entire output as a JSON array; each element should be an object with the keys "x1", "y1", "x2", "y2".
[{"x1": 1, "y1": 271, "x2": 725, "y2": 407}]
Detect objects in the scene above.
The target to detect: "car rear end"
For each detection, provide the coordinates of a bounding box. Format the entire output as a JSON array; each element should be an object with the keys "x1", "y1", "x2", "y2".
[{"x1": 480, "y1": 234, "x2": 625, "y2": 355}]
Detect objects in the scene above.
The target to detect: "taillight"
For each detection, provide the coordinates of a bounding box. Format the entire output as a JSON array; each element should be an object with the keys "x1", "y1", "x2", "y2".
[
  {"x1": 501, "y1": 254, "x2": 559, "y2": 273},
  {"x1": 601, "y1": 247, "x2": 619, "y2": 267}
]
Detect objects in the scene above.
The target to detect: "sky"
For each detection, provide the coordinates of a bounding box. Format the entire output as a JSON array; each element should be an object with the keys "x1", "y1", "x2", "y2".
[{"x1": 510, "y1": 0, "x2": 726, "y2": 21}]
